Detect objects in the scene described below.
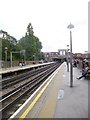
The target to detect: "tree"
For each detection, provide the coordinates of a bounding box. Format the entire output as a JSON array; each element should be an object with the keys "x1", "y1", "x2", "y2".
[
  {"x1": 26, "y1": 23, "x2": 34, "y2": 36},
  {"x1": 19, "y1": 23, "x2": 42, "y2": 60},
  {"x1": 19, "y1": 35, "x2": 42, "y2": 60},
  {"x1": 2, "y1": 38, "x2": 14, "y2": 60},
  {"x1": 1, "y1": 22, "x2": 43, "y2": 61},
  {"x1": 1, "y1": 38, "x2": 23, "y2": 61}
]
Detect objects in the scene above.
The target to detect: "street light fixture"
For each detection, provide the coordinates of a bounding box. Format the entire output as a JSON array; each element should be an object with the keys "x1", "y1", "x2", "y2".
[
  {"x1": 67, "y1": 23, "x2": 74, "y2": 87},
  {"x1": 4, "y1": 47, "x2": 8, "y2": 69}
]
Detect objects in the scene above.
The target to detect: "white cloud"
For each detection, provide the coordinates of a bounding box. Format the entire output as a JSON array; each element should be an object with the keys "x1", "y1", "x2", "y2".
[{"x1": 0, "y1": 0, "x2": 88, "y2": 53}]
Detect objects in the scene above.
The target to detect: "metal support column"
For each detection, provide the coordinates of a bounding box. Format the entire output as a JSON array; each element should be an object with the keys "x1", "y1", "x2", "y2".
[{"x1": 70, "y1": 31, "x2": 73, "y2": 87}]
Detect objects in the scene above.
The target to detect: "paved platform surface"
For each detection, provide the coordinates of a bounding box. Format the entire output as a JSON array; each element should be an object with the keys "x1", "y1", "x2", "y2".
[
  {"x1": 10, "y1": 62, "x2": 89, "y2": 119},
  {"x1": 54, "y1": 63, "x2": 88, "y2": 118}
]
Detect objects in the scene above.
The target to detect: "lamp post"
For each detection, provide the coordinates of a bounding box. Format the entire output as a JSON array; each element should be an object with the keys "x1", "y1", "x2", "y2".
[
  {"x1": 67, "y1": 23, "x2": 74, "y2": 87},
  {"x1": 4, "y1": 47, "x2": 8, "y2": 69},
  {"x1": 66, "y1": 45, "x2": 69, "y2": 72}
]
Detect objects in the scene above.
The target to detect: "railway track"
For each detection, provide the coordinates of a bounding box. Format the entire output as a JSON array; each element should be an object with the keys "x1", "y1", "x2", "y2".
[
  {"x1": 0, "y1": 62, "x2": 61, "y2": 119},
  {"x1": 1, "y1": 63, "x2": 56, "y2": 98},
  {"x1": 1, "y1": 63, "x2": 55, "y2": 89}
]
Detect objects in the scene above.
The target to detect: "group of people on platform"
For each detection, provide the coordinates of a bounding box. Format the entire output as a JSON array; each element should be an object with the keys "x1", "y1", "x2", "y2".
[
  {"x1": 73, "y1": 59, "x2": 79, "y2": 67},
  {"x1": 18, "y1": 61, "x2": 26, "y2": 67},
  {"x1": 67, "y1": 58, "x2": 90, "y2": 80},
  {"x1": 76, "y1": 59, "x2": 90, "y2": 80}
]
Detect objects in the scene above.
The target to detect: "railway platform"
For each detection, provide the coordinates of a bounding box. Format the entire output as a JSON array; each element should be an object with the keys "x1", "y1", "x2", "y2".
[
  {"x1": 0, "y1": 62, "x2": 54, "y2": 74},
  {"x1": 10, "y1": 62, "x2": 88, "y2": 119}
]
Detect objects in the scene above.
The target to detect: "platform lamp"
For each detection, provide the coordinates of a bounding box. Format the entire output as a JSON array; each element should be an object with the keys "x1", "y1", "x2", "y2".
[
  {"x1": 67, "y1": 23, "x2": 74, "y2": 87},
  {"x1": 4, "y1": 47, "x2": 8, "y2": 69}
]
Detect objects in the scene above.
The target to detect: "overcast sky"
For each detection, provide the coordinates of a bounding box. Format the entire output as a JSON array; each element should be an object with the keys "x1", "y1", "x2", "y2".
[{"x1": 0, "y1": 0, "x2": 89, "y2": 53}]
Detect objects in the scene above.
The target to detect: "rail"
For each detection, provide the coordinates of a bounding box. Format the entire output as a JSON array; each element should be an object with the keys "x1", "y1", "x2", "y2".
[{"x1": 0, "y1": 62, "x2": 61, "y2": 119}]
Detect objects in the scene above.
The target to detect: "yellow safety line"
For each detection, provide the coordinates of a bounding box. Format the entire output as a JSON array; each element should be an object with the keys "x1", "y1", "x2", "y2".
[{"x1": 19, "y1": 79, "x2": 51, "y2": 120}]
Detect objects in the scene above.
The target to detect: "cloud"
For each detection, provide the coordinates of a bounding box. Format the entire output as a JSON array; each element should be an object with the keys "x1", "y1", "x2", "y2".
[{"x1": 0, "y1": 0, "x2": 88, "y2": 53}]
